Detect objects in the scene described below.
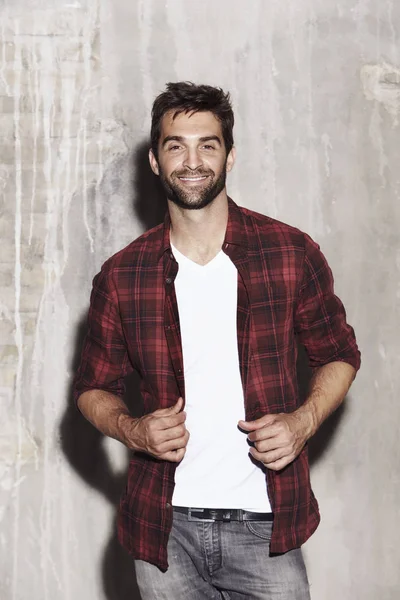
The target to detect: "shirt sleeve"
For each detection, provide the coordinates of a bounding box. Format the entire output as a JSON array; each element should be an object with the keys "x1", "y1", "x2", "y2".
[
  {"x1": 294, "y1": 234, "x2": 361, "y2": 372},
  {"x1": 73, "y1": 262, "x2": 134, "y2": 403}
]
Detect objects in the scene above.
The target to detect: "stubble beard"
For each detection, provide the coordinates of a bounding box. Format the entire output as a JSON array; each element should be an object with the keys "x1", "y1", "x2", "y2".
[{"x1": 158, "y1": 161, "x2": 228, "y2": 211}]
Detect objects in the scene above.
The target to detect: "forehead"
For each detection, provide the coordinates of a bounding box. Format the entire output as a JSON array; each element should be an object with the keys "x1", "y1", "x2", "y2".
[{"x1": 160, "y1": 110, "x2": 223, "y2": 139}]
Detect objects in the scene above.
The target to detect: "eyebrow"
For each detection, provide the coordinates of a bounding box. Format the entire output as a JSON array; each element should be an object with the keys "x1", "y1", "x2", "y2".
[{"x1": 161, "y1": 135, "x2": 222, "y2": 147}]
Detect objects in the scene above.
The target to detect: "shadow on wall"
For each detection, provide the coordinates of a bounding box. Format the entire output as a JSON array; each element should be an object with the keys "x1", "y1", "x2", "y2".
[
  {"x1": 60, "y1": 139, "x2": 165, "y2": 600},
  {"x1": 60, "y1": 140, "x2": 346, "y2": 599}
]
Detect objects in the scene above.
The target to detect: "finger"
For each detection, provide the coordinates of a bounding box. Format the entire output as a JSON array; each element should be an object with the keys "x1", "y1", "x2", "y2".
[
  {"x1": 252, "y1": 446, "x2": 289, "y2": 464},
  {"x1": 174, "y1": 447, "x2": 186, "y2": 461},
  {"x1": 264, "y1": 457, "x2": 291, "y2": 471},
  {"x1": 156, "y1": 431, "x2": 190, "y2": 455},
  {"x1": 249, "y1": 447, "x2": 267, "y2": 464},
  {"x1": 253, "y1": 437, "x2": 289, "y2": 453},
  {"x1": 158, "y1": 424, "x2": 187, "y2": 443},
  {"x1": 156, "y1": 411, "x2": 186, "y2": 430},
  {"x1": 238, "y1": 415, "x2": 276, "y2": 431},
  {"x1": 247, "y1": 424, "x2": 284, "y2": 443},
  {"x1": 249, "y1": 447, "x2": 292, "y2": 471},
  {"x1": 161, "y1": 446, "x2": 187, "y2": 463}
]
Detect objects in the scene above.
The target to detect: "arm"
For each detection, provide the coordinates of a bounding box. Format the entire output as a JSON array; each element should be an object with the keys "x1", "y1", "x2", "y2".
[
  {"x1": 77, "y1": 389, "x2": 135, "y2": 447},
  {"x1": 239, "y1": 234, "x2": 360, "y2": 471},
  {"x1": 74, "y1": 263, "x2": 188, "y2": 462}
]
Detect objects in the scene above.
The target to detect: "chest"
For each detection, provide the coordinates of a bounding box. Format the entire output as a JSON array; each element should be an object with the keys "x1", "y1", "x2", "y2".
[{"x1": 117, "y1": 250, "x2": 300, "y2": 374}]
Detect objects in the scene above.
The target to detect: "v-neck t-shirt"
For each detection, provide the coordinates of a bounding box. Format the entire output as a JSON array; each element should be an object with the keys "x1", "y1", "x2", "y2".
[{"x1": 171, "y1": 243, "x2": 271, "y2": 512}]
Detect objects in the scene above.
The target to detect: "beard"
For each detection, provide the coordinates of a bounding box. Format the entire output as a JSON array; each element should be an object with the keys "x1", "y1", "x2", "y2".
[{"x1": 157, "y1": 161, "x2": 228, "y2": 211}]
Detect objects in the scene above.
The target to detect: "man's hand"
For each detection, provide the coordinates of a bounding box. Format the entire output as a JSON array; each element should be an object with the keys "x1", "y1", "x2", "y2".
[
  {"x1": 238, "y1": 411, "x2": 313, "y2": 471},
  {"x1": 125, "y1": 397, "x2": 189, "y2": 463}
]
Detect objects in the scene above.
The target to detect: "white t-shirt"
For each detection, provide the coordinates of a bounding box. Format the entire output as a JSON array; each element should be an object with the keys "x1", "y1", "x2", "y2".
[{"x1": 171, "y1": 244, "x2": 271, "y2": 512}]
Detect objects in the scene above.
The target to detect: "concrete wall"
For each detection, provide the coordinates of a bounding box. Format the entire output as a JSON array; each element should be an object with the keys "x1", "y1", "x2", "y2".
[{"x1": 1, "y1": 1, "x2": 399, "y2": 598}]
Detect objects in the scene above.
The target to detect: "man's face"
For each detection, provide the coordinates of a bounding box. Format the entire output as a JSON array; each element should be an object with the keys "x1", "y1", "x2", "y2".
[{"x1": 149, "y1": 110, "x2": 235, "y2": 210}]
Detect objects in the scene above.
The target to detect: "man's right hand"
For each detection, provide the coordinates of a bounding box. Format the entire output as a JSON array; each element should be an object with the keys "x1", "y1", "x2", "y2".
[{"x1": 125, "y1": 397, "x2": 189, "y2": 462}]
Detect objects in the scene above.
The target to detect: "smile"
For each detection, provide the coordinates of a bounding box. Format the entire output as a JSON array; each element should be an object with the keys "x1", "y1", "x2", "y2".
[{"x1": 178, "y1": 176, "x2": 209, "y2": 182}]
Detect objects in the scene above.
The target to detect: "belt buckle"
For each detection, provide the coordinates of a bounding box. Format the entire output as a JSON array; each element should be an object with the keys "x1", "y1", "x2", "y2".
[
  {"x1": 208, "y1": 509, "x2": 232, "y2": 521},
  {"x1": 188, "y1": 508, "x2": 214, "y2": 522}
]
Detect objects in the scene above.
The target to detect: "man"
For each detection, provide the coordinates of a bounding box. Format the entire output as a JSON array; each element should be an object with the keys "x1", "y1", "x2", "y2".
[{"x1": 74, "y1": 82, "x2": 360, "y2": 599}]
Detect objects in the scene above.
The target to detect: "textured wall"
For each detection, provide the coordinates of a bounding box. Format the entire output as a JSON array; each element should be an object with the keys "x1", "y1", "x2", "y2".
[{"x1": 1, "y1": 1, "x2": 399, "y2": 599}]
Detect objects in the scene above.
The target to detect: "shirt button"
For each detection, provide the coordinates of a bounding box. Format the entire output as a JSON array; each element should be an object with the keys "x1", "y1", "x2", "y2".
[{"x1": 165, "y1": 277, "x2": 172, "y2": 284}]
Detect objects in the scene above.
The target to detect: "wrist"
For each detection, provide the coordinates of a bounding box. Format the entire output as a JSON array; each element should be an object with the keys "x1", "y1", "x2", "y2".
[
  {"x1": 117, "y1": 412, "x2": 140, "y2": 450},
  {"x1": 294, "y1": 401, "x2": 318, "y2": 441}
]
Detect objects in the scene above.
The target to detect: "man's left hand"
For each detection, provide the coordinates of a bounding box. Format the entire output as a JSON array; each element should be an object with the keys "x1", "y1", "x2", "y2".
[{"x1": 238, "y1": 411, "x2": 312, "y2": 471}]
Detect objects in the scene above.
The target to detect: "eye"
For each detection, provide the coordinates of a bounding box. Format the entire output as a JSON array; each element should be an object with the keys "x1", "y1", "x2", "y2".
[
  {"x1": 168, "y1": 145, "x2": 182, "y2": 151},
  {"x1": 202, "y1": 144, "x2": 216, "y2": 150}
]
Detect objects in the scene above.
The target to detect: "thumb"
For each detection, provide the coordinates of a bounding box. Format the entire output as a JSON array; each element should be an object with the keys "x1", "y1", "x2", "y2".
[
  {"x1": 238, "y1": 419, "x2": 263, "y2": 431},
  {"x1": 169, "y1": 397, "x2": 184, "y2": 413},
  {"x1": 238, "y1": 415, "x2": 275, "y2": 431},
  {"x1": 155, "y1": 397, "x2": 184, "y2": 416}
]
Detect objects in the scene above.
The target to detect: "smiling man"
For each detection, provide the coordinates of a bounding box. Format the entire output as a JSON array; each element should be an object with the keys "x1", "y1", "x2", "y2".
[{"x1": 74, "y1": 82, "x2": 361, "y2": 599}]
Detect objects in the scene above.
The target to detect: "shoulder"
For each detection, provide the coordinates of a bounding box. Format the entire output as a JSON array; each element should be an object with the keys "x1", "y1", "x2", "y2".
[
  {"x1": 99, "y1": 222, "x2": 164, "y2": 276},
  {"x1": 238, "y1": 205, "x2": 310, "y2": 250}
]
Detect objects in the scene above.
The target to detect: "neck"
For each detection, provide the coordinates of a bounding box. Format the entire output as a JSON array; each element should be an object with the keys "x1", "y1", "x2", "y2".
[{"x1": 168, "y1": 191, "x2": 229, "y2": 265}]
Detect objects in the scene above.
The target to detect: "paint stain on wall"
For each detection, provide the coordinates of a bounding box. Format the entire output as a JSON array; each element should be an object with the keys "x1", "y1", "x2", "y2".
[{"x1": 361, "y1": 63, "x2": 400, "y2": 121}]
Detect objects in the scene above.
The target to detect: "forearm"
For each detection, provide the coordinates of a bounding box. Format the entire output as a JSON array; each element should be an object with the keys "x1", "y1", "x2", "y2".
[
  {"x1": 77, "y1": 389, "x2": 137, "y2": 449},
  {"x1": 294, "y1": 361, "x2": 356, "y2": 440}
]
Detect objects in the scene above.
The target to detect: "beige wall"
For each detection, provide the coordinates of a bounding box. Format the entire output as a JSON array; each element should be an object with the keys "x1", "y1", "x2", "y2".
[{"x1": 1, "y1": 1, "x2": 399, "y2": 598}]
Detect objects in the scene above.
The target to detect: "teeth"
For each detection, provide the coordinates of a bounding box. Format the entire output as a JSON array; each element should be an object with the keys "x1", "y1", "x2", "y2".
[{"x1": 180, "y1": 176, "x2": 207, "y2": 181}]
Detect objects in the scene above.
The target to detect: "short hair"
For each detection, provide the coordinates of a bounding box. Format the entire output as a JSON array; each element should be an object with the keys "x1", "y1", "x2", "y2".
[{"x1": 151, "y1": 81, "x2": 234, "y2": 158}]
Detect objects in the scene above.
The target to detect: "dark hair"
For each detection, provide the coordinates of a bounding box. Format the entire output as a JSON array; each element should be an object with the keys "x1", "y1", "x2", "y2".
[{"x1": 151, "y1": 81, "x2": 234, "y2": 158}]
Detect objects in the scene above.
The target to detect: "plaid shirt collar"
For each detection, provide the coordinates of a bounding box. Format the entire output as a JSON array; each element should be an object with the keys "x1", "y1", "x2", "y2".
[{"x1": 157, "y1": 197, "x2": 248, "y2": 262}]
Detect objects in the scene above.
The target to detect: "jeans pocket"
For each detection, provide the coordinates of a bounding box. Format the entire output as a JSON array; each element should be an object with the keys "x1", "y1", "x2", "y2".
[{"x1": 245, "y1": 521, "x2": 273, "y2": 540}]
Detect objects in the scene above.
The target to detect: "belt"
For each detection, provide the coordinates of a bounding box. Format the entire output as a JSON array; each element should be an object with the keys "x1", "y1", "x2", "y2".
[{"x1": 173, "y1": 506, "x2": 274, "y2": 522}]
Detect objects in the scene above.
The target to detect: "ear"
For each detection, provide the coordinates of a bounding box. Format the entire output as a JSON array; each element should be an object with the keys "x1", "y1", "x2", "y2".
[
  {"x1": 226, "y1": 146, "x2": 236, "y2": 173},
  {"x1": 149, "y1": 149, "x2": 160, "y2": 176}
]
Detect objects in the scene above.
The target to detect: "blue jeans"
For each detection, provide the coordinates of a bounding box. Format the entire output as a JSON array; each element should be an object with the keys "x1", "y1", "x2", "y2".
[{"x1": 135, "y1": 509, "x2": 310, "y2": 599}]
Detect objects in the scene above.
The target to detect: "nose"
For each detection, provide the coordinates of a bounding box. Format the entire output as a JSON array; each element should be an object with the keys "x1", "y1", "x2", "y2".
[{"x1": 182, "y1": 147, "x2": 203, "y2": 171}]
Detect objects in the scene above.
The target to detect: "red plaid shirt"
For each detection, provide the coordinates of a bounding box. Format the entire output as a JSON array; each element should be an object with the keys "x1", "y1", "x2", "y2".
[{"x1": 74, "y1": 199, "x2": 360, "y2": 571}]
